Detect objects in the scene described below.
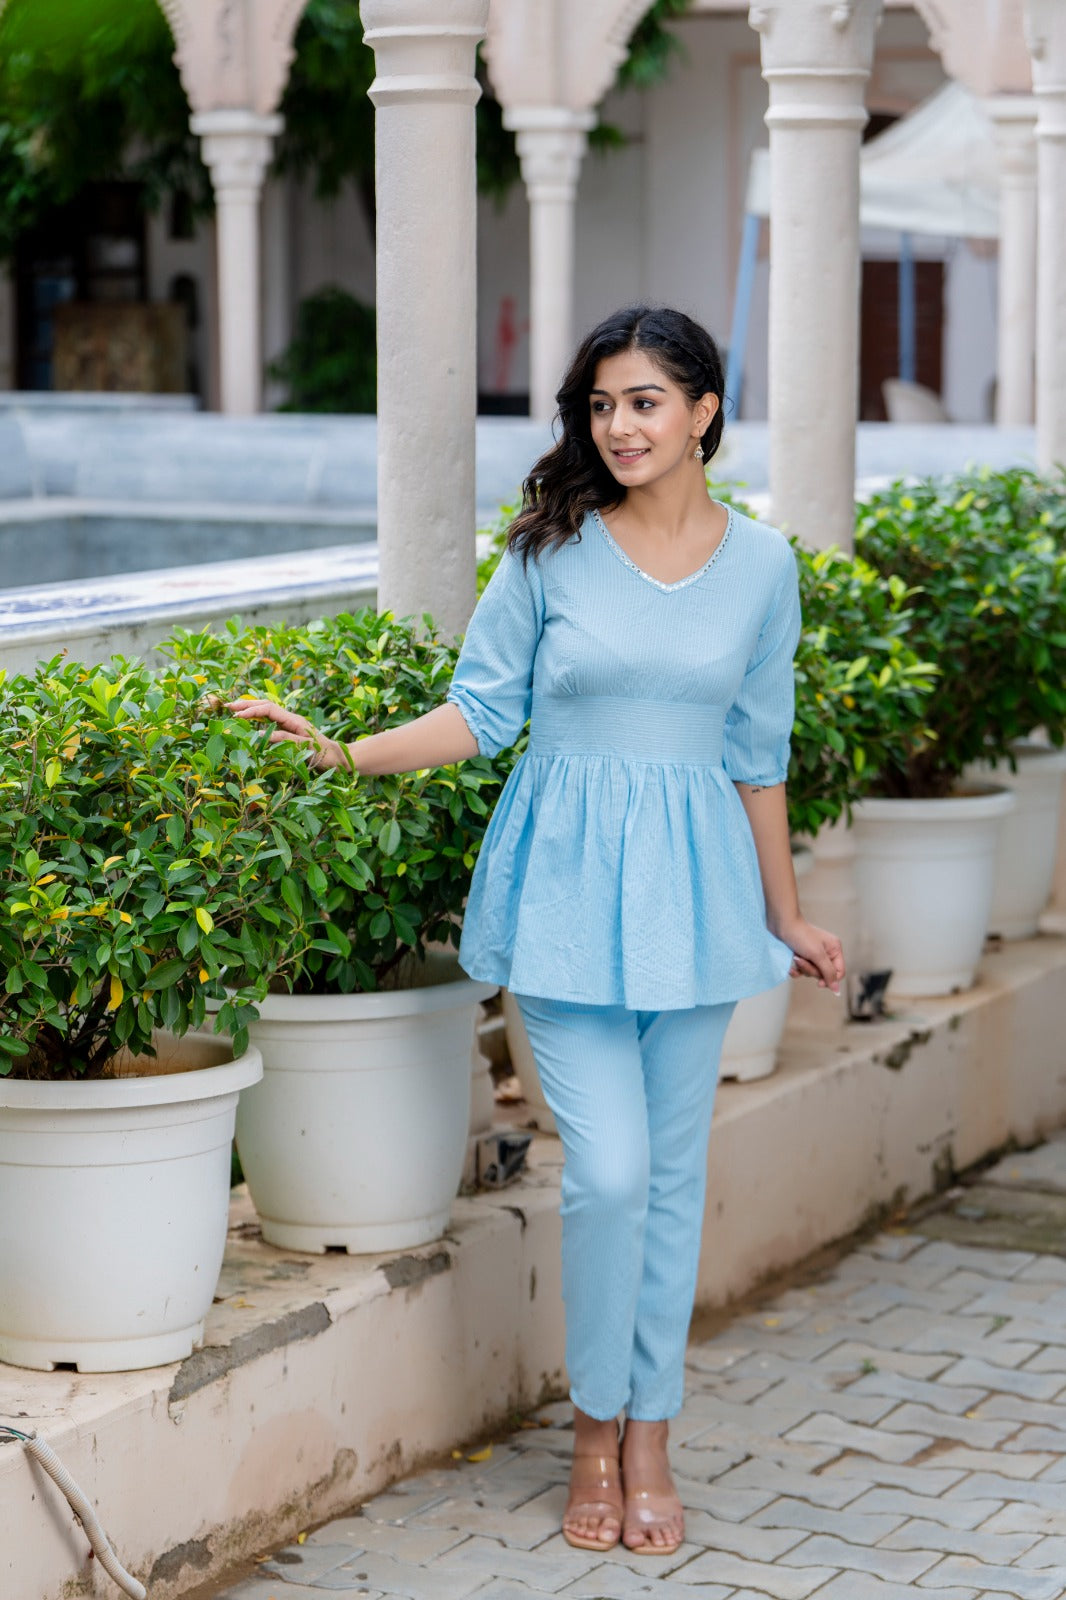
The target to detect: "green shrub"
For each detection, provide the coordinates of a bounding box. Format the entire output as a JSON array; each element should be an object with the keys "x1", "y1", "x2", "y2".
[
  {"x1": 163, "y1": 609, "x2": 520, "y2": 995},
  {"x1": 789, "y1": 545, "x2": 937, "y2": 836},
  {"x1": 0, "y1": 656, "x2": 326, "y2": 1079},
  {"x1": 855, "y1": 469, "x2": 1066, "y2": 797},
  {"x1": 267, "y1": 285, "x2": 376, "y2": 413}
]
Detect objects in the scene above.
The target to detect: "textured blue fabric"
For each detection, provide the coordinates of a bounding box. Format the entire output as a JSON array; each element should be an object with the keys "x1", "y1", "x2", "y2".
[
  {"x1": 448, "y1": 505, "x2": 800, "y2": 1009},
  {"x1": 514, "y1": 993, "x2": 735, "y2": 1421}
]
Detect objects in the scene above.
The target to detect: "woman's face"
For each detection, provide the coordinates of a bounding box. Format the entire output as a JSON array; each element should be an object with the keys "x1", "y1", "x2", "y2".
[{"x1": 588, "y1": 348, "x2": 718, "y2": 491}]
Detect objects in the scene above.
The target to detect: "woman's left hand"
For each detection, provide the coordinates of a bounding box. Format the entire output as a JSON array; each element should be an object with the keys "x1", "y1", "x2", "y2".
[{"x1": 773, "y1": 915, "x2": 845, "y2": 995}]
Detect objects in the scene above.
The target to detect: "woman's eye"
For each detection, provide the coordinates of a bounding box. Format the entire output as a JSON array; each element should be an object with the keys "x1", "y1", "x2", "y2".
[{"x1": 634, "y1": 398, "x2": 655, "y2": 410}]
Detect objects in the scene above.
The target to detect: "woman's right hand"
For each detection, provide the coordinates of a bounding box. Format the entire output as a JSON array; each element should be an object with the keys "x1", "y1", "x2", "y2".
[{"x1": 224, "y1": 699, "x2": 352, "y2": 772}]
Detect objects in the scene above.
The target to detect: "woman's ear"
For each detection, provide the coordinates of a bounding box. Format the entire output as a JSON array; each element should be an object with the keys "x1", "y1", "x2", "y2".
[{"x1": 695, "y1": 392, "x2": 720, "y2": 435}]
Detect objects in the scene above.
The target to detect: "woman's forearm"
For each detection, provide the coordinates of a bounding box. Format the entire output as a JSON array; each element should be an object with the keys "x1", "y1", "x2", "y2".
[
  {"x1": 734, "y1": 781, "x2": 800, "y2": 935},
  {"x1": 342, "y1": 701, "x2": 480, "y2": 775}
]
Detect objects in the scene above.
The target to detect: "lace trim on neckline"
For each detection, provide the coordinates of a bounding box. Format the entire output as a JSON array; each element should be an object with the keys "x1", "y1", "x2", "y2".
[{"x1": 592, "y1": 504, "x2": 734, "y2": 592}]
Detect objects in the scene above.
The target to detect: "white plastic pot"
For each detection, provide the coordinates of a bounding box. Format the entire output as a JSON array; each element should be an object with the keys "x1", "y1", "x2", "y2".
[
  {"x1": 852, "y1": 786, "x2": 1016, "y2": 997},
  {"x1": 966, "y1": 743, "x2": 1066, "y2": 940},
  {"x1": 0, "y1": 1033, "x2": 262, "y2": 1373},
  {"x1": 719, "y1": 845, "x2": 815, "y2": 1083},
  {"x1": 236, "y1": 970, "x2": 497, "y2": 1253}
]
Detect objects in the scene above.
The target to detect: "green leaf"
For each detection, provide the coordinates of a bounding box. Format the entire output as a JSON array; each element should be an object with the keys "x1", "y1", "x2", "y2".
[
  {"x1": 377, "y1": 818, "x2": 401, "y2": 856},
  {"x1": 144, "y1": 957, "x2": 189, "y2": 991}
]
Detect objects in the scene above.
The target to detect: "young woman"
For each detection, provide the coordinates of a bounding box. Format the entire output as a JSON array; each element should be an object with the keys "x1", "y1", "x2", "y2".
[{"x1": 229, "y1": 305, "x2": 845, "y2": 1558}]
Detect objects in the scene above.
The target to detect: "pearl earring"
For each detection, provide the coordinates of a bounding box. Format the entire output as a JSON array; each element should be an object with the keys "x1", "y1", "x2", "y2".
[{"x1": 693, "y1": 443, "x2": 705, "y2": 462}]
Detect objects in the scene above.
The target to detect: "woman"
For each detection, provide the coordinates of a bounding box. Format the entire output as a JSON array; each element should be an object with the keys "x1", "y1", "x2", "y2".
[{"x1": 230, "y1": 305, "x2": 844, "y2": 1558}]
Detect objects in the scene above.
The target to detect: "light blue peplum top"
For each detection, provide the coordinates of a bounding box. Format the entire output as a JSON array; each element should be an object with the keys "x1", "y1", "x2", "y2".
[{"x1": 446, "y1": 503, "x2": 801, "y2": 1010}]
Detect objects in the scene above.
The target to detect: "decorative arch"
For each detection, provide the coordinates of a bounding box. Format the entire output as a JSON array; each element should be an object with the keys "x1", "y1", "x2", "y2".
[
  {"x1": 485, "y1": 0, "x2": 659, "y2": 112},
  {"x1": 911, "y1": 0, "x2": 1030, "y2": 94},
  {"x1": 155, "y1": 0, "x2": 312, "y2": 115}
]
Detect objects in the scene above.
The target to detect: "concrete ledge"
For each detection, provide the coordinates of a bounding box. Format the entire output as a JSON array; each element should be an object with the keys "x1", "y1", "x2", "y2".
[
  {"x1": 699, "y1": 934, "x2": 1066, "y2": 1306},
  {"x1": 2, "y1": 933, "x2": 1064, "y2": 1600},
  {"x1": 0, "y1": 545, "x2": 378, "y2": 675}
]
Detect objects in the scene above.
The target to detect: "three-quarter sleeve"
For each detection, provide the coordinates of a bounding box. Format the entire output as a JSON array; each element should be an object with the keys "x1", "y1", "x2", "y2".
[
  {"x1": 447, "y1": 547, "x2": 546, "y2": 757},
  {"x1": 722, "y1": 552, "x2": 801, "y2": 787}
]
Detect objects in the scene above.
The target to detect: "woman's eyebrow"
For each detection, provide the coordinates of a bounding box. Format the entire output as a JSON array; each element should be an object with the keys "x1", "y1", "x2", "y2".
[{"x1": 589, "y1": 384, "x2": 668, "y2": 396}]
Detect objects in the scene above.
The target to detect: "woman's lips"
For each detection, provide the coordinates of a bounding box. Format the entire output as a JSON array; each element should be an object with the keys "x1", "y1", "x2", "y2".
[{"x1": 613, "y1": 448, "x2": 648, "y2": 462}]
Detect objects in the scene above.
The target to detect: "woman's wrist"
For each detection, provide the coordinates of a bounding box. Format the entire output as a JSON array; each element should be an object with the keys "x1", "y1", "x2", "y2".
[
  {"x1": 331, "y1": 738, "x2": 358, "y2": 774},
  {"x1": 767, "y1": 902, "x2": 803, "y2": 942}
]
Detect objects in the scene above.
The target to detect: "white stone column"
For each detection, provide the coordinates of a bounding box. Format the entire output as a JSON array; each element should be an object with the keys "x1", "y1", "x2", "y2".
[
  {"x1": 1026, "y1": 0, "x2": 1066, "y2": 471},
  {"x1": 988, "y1": 95, "x2": 1038, "y2": 426},
  {"x1": 362, "y1": 0, "x2": 489, "y2": 637},
  {"x1": 190, "y1": 109, "x2": 282, "y2": 416},
  {"x1": 261, "y1": 175, "x2": 294, "y2": 411},
  {"x1": 507, "y1": 108, "x2": 594, "y2": 420},
  {"x1": 750, "y1": 0, "x2": 883, "y2": 554}
]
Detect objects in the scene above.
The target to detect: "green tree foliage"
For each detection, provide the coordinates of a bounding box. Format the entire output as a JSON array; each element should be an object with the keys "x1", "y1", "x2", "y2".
[
  {"x1": 0, "y1": 0, "x2": 207, "y2": 260},
  {"x1": 0, "y1": 0, "x2": 693, "y2": 259}
]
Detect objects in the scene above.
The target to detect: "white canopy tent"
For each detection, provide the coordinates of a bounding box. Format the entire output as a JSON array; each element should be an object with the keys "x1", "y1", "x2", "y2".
[{"x1": 728, "y1": 82, "x2": 1001, "y2": 411}]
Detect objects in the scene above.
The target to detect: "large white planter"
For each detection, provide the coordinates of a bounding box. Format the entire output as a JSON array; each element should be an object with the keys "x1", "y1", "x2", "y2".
[
  {"x1": 720, "y1": 846, "x2": 815, "y2": 1083},
  {"x1": 853, "y1": 786, "x2": 1016, "y2": 997},
  {"x1": 0, "y1": 1033, "x2": 262, "y2": 1373},
  {"x1": 966, "y1": 743, "x2": 1066, "y2": 940},
  {"x1": 236, "y1": 970, "x2": 497, "y2": 1253}
]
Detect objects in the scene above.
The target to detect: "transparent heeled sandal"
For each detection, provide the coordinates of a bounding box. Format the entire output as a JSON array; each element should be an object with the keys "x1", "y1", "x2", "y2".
[
  {"x1": 622, "y1": 1485, "x2": 685, "y2": 1556},
  {"x1": 562, "y1": 1453, "x2": 623, "y2": 1552}
]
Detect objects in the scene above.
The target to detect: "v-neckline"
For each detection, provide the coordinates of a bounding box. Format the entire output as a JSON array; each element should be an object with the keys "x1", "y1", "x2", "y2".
[{"x1": 592, "y1": 505, "x2": 734, "y2": 593}]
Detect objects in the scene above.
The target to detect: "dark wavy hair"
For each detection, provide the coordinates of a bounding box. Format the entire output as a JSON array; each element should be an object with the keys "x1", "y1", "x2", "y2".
[{"x1": 508, "y1": 305, "x2": 726, "y2": 563}]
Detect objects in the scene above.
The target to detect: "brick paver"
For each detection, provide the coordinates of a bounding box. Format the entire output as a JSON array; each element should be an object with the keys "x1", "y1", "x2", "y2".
[{"x1": 211, "y1": 1132, "x2": 1066, "y2": 1599}]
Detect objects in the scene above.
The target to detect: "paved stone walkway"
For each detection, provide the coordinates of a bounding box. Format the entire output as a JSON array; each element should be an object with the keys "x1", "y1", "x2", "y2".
[{"x1": 212, "y1": 1137, "x2": 1066, "y2": 1600}]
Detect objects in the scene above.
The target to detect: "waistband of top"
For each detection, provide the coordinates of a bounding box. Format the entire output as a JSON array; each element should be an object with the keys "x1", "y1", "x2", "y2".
[{"x1": 528, "y1": 695, "x2": 725, "y2": 765}]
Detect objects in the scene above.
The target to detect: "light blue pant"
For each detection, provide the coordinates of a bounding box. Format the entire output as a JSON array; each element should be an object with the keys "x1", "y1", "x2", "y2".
[{"x1": 515, "y1": 994, "x2": 734, "y2": 1422}]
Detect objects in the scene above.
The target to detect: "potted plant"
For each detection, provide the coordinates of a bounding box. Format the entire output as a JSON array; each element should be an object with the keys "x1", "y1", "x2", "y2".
[
  {"x1": 163, "y1": 610, "x2": 513, "y2": 1253},
  {"x1": 0, "y1": 656, "x2": 320, "y2": 1371},
  {"x1": 719, "y1": 541, "x2": 938, "y2": 1078},
  {"x1": 850, "y1": 471, "x2": 1066, "y2": 994},
  {"x1": 952, "y1": 469, "x2": 1066, "y2": 939}
]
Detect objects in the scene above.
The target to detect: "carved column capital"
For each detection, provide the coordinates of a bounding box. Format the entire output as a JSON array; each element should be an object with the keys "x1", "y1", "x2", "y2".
[
  {"x1": 748, "y1": 0, "x2": 882, "y2": 73},
  {"x1": 505, "y1": 108, "x2": 595, "y2": 202},
  {"x1": 363, "y1": 0, "x2": 488, "y2": 111},
  {"x1": 1027, "y1": 0, "x2": 1066, "y2": 138},
  {"x1": 987, "y1": 93, "x2": 1039, "y2": 181},
  {"x1": 189, "y1": 109, "x2": 282, "y2": 199}
]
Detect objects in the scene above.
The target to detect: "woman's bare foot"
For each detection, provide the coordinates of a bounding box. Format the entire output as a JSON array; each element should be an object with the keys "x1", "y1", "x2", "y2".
[
  {"x1": 620, "y1": 1418, "x2": 684, "y2": 1554},
  {"x1": 562, "y1": 1408, "x2": 622, "y2": 1552}
]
